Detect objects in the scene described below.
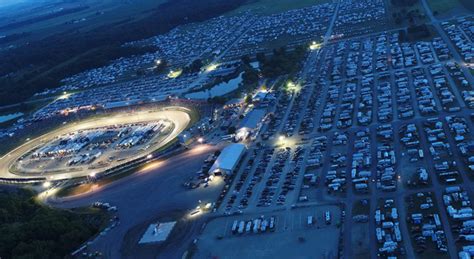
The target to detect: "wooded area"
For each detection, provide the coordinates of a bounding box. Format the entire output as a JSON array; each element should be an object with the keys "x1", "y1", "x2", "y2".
[
  {"x1": 0, "y1": 189, "x2": 106, "y2": 259},
  {"x1": 0, "y1": 0, "x2": 248, "y2": 106}
]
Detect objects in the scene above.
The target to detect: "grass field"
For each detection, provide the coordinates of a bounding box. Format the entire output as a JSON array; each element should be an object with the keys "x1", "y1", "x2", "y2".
[
  {"x1": 427, "y1": 0, "x2": 474, "y2": 15},
  {"x1": 386, "y1": 0, "x2": 428, "y2": 26},
  {"x1": 0, "y1": 0, "x2": 168, "y2": 47},
  {"x1": 0, "y1": 98, "x2": 53, "y2": 131},
  {"x1": 227, "y1": 0, "x2": 329, "y2": 15},
  {"x1": 427, "y1": 0, "x2": 461, "y2": 14}
]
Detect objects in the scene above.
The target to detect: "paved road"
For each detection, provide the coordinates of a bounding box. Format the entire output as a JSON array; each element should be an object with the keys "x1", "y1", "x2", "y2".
[{"x1": 47, "y1": 144, "x2": 223, "y2": 258}]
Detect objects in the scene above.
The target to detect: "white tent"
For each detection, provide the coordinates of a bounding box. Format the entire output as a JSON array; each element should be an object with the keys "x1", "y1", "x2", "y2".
[{"x1": 209, "y1": 143, "x2": 246, "y2": 176}]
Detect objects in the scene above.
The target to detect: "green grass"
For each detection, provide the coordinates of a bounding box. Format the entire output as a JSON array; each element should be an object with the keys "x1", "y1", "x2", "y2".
[
  {"x1": 427, "y1": 0, "x2": 462, "y2": 14},
  {"x1": 0, "y1": 0, "x2": 169, "y2": 46},
  {"x1": 0, "y1": 98, "x2": 52, "y2": 116},
  {"x1": 387, "y1": 0, "x2": 428, "y2": 26},
  {"x1": 227, "y1": 0, "x2": 329, "y2": 15},
  {"x1": 427, "y1": 0, "x2": 474, "y2": 15},
  {"x1": 460, "y1": 0, "x2": 474, "y2": 11},
  {"x1": 351, "y1": 200, "x2": 370, "y2": 215}
]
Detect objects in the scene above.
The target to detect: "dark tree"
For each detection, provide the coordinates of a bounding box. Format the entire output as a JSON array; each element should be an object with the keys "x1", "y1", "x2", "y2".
[{"x1": 241, "y1": 55, "x2": 251, "y2": 65}]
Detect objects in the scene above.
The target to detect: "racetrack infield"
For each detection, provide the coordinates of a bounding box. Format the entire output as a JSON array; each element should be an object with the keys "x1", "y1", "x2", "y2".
[{"x1": 0, "y1": 107, "x2": 191, "y2": 182}]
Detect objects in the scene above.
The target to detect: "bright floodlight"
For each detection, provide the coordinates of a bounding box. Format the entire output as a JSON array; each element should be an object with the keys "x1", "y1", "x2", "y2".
[
  {"x1": 279, "y1": 136, "x2": 285, "y2": 142},
  {"x1": 147, "y1": 154, "x2": 153, "y2": 159},
  {"x1": 286, "y1": 81, "x2": 301, "y2": 93},
  {"x1": 89, "y1": 172, "x2": 96, "y2": 178},
  {"x1": 156, "y1": 59, "x2": 162, "y2": 65},
  {"x1": 309, "y1": 41, "x2": 321, "y2": 50},
  {"x1": 43, "y1": 181, "x2": 51, "y2": 188},
  {"x1": 205, "y1": 63, "x2": 219, "y2": 73},
  {"x1": 198, "y1": 137, "x2": 204, "y2": 143},
  {"x1": 167, "y1": 69, "x2": 182, "y2": 79},
  {"x1": 58, "y1": 92, "x2": 71, "y2": 100}
]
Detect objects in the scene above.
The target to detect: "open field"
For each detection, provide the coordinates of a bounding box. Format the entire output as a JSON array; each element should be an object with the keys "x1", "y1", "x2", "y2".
[
  {"x1": 0, "y1": 107, "x2": 191, "y2": 182},
  {"x1": 427, "y1": 0, "x2": 474, "y2": 16},
  {"x1": 0, "y1": 0, "x2": 249, "y2": 107},
  {"x1": 427, "y1": 0, "x2": 461, "y2": 14},
  {"x1": 0, "y1": 0, "x2": 168, "y2": 47},
  {"x1": 0, "y1": 98, "x2": 54, "y2": 129},
  {"x1": 227, "y1": 0, "x2": 329, "y2": 15},
  {"x1": 351, "y1": 223, "x2": 370, "y2": 259},
  {"x1": 386, "y1": 0, "x2": 428, "y2": 26}
]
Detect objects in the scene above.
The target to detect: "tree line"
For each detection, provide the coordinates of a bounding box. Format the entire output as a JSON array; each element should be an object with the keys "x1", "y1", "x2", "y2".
[
  {"x1": 0, "y1": 0, "x2": 248, "y2": 106},
  {"x1": 0, "y1": 189, "x2": 106, "y2": 259}
]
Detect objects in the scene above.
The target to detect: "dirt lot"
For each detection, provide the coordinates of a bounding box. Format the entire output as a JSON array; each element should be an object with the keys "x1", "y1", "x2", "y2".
[{"x1": 351, "y1": 223, "x2": 370, "y2": 259}]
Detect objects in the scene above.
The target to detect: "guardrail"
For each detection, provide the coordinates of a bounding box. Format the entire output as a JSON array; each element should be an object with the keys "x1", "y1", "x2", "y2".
[
  {"x1": 0, "y1": 177, "x2": 47, "y2": 184},
  {"x1": 0, "y1": 142, "x2": 182, "y2": 185}
]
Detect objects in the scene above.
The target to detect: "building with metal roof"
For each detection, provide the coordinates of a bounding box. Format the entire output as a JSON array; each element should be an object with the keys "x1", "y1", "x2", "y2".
[
  {"x1": 238, "y1": 109, "x2": 266, "y2": 130},
  {"x1": 235, "y1": 109, "x2": 266, "y2": 141},
  {"x1": 208, "y1": 143, "x2": 246, "y2": 176}
]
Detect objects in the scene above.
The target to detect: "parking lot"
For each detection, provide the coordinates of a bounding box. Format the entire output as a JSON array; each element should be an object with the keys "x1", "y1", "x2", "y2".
[
  {"x1": 1, "y1": 1, "x2": 472, "y2": 258},
  {"x1": 196, "y1": 205, "x2": 341, "y2": 259},
  {"x1": 212, "y1": 11, "x2": 474, "y2": 258}
]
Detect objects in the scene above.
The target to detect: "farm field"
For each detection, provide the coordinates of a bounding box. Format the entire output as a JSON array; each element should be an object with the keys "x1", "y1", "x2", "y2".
[
  {"x1": 227, "y1": 0, "x2": 330, "y2": 15},
  {"x1": 0, "y1": 0, "x2": 168, "y2": 47},
  {"x1": 427, "y1": 0, "x2": 474, "y2": 16}
]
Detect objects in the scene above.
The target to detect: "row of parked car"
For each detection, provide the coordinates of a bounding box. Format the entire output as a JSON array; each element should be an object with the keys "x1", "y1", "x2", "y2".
[
  {"x1": 375, "y1": 199, "x2": 404, "y2": 257},
  {"x1": 442, "y1": 186, "x2": 474, "y2": 258},
  {"x1": 442, "y1": 19, "x2": 473, "y2": 64},
  {"x1": 257, "y1": 148, "x2": 291, "y2": 207},
  {"x1": 405, "y1": 192, "x2": 448, "y2": 254},
  {"x1": 325, "y1": 132, "x2": 348, "y2": 193},
  {"x1": 375, "y1": 124, "x2": 397, "y2": 192},
  {"x1": 351, "y1": 129, "x2": 372, "y2": 193},
  {"x1": 231, "y1": 215, "x2": 276, "y2": 235},
  {"x1": 423, "y1": 118, "x2": 462, "y2": 184},
  {"x1": 446, "y1": 115, "x2": 474, "y2": 178},
  {"x1": 224, "y1": 148, "x2": 275, "y2": 214}
]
